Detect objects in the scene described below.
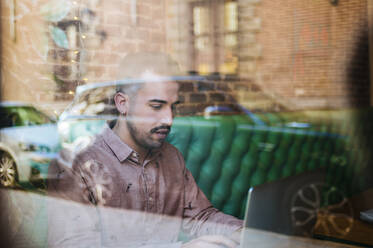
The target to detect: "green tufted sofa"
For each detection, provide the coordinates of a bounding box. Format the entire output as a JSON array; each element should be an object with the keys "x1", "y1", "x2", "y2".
[
  {"x1": 166, "y1": 109, "x2": 373, "y2": 219},
  {"x1": 167, "y1": 115, "x2": 338, "y2": 218}
]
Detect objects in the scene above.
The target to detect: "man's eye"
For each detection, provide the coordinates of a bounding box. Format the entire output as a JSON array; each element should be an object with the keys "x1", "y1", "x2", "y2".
[{"x1": 151, "y1": 105, "x2": 162, "y2": 110}]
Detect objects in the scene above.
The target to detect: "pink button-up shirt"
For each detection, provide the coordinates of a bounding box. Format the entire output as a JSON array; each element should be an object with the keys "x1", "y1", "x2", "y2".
[{"x1": 48, "y1": 125, "x2": 242, "y2": 247}]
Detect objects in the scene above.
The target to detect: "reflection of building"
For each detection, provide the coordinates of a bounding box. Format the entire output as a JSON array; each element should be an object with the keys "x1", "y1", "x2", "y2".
[
  {"x1": 0, "y1": 0, "x2": 372, "y2": 113},
  {"x1": 188, "y1": 0, "x2": 239, "y2": 75},
  {"x1": 0, "y1": 0, "x2": 168, "y2": 112},
  {"x1": 167, "y1": 0, "x2": 372, "y2": 110}
]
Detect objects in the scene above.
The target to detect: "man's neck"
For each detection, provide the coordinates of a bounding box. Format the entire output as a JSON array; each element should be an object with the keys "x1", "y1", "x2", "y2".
[{"x1": 112, "y1": 119, "x2": 149, "y2": 160}]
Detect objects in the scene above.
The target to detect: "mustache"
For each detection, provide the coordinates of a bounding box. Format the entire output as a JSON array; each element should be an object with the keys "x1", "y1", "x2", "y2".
[{"x1": 150, "y1": 125, "x2": 171, "y2": 134}]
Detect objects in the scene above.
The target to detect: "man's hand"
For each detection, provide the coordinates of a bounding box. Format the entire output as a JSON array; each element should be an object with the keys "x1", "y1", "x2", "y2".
[
  {"x1": 229, "y1": 228, "x2": 242, "y2": 244},
  {"x1": 182, "y1": 235, "x2": 239, "y2": 248}
]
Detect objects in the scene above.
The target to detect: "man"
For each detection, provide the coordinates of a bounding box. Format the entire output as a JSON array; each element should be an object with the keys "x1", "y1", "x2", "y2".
[{"x1": 48, "y1": 52, "x2": 242, "y2": 248}]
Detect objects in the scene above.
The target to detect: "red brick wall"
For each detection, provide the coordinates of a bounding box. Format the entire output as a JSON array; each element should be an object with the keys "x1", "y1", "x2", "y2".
[
  {"x1": 0, "y1": 0, "x2": 370, "y2": 113},
  {"x1": 167, "y1": 0, "x2": 370, "y2": 112},
  {"x1": 85, "y1": 0, "x2": 167, "y2": 83},
  {"x1": 1, "y1": 0, "x2": 168, "y2": 112},
  {"x1": 256, "y1": 0, "x2": 370, "y2": 109}
]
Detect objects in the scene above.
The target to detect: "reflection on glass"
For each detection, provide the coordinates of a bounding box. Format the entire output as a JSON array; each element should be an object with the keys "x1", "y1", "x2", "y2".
[
  {"x1": 219, "y1": 53, "x2": 238, "y2": 74},
  {"x1": 224, "y1": 33, "x2": 237, "y2": 47},
  {"x1": 193, "y1": 6, "x2": 209, "y2": 36},
  {"x1": 0, "y1": 106, "x2": 54, "y2": 127},
  {"x1": 224, "y1": 1, "x2": 238, "y2": 32},
  {"x1": 195, "y1": 36, "x2": 210, "y2": 50}
]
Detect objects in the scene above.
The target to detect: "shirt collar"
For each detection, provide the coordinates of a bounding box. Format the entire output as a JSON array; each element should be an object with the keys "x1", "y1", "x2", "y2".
[{"x1": 102, "y1": 124, "x2": 133, "y2": 162}]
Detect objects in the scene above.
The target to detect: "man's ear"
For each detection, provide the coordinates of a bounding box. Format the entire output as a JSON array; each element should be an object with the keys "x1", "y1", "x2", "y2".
[{"x1": 114, "y1": 92, "x2": 130, "y2": 115}]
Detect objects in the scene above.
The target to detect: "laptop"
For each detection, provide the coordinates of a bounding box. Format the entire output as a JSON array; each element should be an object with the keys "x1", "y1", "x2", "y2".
[
  {"x1": 239, "y1": 170, "x2": 373, "y2": 248},
  {"x1": 240, "y1": 170, "x2": 326, "y2": 247}
]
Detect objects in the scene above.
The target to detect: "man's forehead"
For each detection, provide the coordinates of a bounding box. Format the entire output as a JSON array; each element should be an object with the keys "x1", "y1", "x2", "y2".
[{"x1": 138, "y1": 80, "x2": 179, "y2": 101}]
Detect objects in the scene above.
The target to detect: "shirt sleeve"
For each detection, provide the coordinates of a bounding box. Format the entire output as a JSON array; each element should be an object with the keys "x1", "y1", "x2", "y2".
[
  {"x1": 47, "y1": 150, "x2": 102, "y2": 248},
  {"x1": 178, "y1": 151, "x2": 243, "y2": 237}
]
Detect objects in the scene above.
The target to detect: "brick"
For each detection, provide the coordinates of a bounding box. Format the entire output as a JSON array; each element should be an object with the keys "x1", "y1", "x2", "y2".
[
  {"x1": 86, "y1": 65, "x2": 105, "y2": 78},
  {"x1": 190, "y1": 93, "x2": 207, "y2": 103},
  {"x1": 138, "y1": 3, "x2": 152, "y2": 16},
  {"x1": 209, "y1": 93, "x2": 225, "y2": 102},
  {"x1": 103, "y1": 0, "x2": 129, "y2": 14},
  {"x1": 137, "y1": 16, "x2": 153, "y2": 27},
  {"x1": 103, "y1": 52, "x2": 122, "y2": 65},
  {"x1": 238, "y1": 6, "x2": 255, "y2": 19},
  {"x1": 177, "y1": 94, "x2": 186, "y2": 103},
  {"x1": 239, "y1": 61, "x2": 256, "y2": 74},
  {"x1": 177, "y1": 103, "x2": 212, "y2": 116},
  {"x1": 238, "y1": 33, "x2": 256, "y2": 44},
  {"x1": 247, "y1": 0, "x2": 261, "y2": 3},
  {"x1": 53, "y1": 65, "x2": 71, "y2": 78},
  {"x1": 104, "y1": 13, "x2": 129, "y2": 25},
  {"x1": 250, "y1": 84, "x2": 261, "y2": 92},
  {"x1": 179, "y1": 82, "x2": 194, "y2": 92},
  {"x1": 215, "y1": 83, "x2": 231, "y2": 91},
  {"x1": 84, "y1": 36, "x2": 102, "y2": 49},
  {"x1": 239, "y1": 17, "x2": 261, "y2": 31},
  {"x1": 150, "y1": 32, "x2": 166, "y2": 43},
  {"x1": 104, "y1": 25, "x2": 123, "y2": 38},
  {"x1": 175, "y1": 105, "x2": 197, "y2": 116},
  {"x1": 240, "y1": 44, "x2": 262, "y2": 59},
  {"x1": 238, "y1": 0, "x2": 260, "y2": 8},
  {"x1": 197, "y1": 81, "x2": 215, "y2": 91}
]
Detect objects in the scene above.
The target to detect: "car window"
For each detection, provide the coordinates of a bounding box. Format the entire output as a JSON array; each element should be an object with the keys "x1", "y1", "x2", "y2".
[
  {"x1": 0, "y1": 106, "x2": 54, "y2": 127},
  {"x1": 0, "y1": 108, "x2": 22, "y2": 128},
  {"x1": 69, "y1": 86, "x2": 117, "y2": 117},
  {"x1": 17, "y1": 107, "x2": 54, "y2": 126}
]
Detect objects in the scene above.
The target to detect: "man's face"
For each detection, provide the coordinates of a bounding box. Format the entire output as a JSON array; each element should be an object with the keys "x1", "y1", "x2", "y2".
[{"x1": 126, "y1": 81, "x2": 179, "y2": 150}]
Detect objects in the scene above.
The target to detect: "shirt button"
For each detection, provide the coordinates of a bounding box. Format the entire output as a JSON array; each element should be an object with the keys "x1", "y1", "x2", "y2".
[{"x1": 149, "y1": 197, "x2": 153, "y2": 201}]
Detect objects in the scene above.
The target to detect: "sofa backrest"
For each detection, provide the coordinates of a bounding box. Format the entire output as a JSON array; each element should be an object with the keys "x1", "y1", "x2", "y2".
[{"x1": 167, "y1": 115, "x2": 350, "y2": 218}]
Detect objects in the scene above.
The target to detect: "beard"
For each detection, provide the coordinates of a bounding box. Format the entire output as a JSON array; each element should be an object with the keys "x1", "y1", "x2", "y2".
[{"x1": 126, "y1": 118, "x2": 164, "y2": 150}]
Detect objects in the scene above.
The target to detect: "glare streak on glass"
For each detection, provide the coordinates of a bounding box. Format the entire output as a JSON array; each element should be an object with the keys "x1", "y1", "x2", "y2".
[
  {"x1": 193, "y1": 7, "x2": 210, "y2": 36},
  {"x1": 224, "y1": 1, "x2": 238, "y2": 32}
]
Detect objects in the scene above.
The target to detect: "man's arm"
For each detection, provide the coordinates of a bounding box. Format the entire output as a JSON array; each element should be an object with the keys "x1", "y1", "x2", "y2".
[
  {"x1": 47, "y1": 151, "x2": 102, "y2": 247},
  {"x1": 178, "y1": 152, "x2": 243, "y2": 238}
]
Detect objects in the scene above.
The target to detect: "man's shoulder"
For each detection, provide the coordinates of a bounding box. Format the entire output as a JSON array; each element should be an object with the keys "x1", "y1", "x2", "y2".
[
  {"x1": 161, "y1": 142, "x2": 182, "y2": 156},
  {"x1": 72, "y1": 134, "x2": 108, "y2": 166},
  {"x1": 160, "y1": 142, "x2": 186, "y2": 167}
]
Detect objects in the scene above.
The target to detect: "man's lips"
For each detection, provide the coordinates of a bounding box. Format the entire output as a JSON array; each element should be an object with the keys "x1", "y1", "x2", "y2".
[
  {"x1": 151, "y1": 126, "x2": 171, "y2": 139},
  {"x1": 154, "y1": 131, "x2": 168, "y2": 140},
  {"x1": 155, "y1": 129, "x2": 170, "y2": 134}
]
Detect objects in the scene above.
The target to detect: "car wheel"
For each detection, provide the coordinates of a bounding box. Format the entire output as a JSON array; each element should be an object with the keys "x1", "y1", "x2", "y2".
[
  {"x1": 0, "y1": 153, "x2": 18, "y2": 187},
  {"x1": 290, "y1": 182, "x2": 354, "y2": 237}
]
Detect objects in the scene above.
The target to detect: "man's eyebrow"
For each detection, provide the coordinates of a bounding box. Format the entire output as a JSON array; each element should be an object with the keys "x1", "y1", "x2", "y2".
[
  {"x1": 148, "y1": 99, "x2": 167, "y2": 104},
  {"x1": 148, "y1": 99, "x2": 181, "y2": 105}
]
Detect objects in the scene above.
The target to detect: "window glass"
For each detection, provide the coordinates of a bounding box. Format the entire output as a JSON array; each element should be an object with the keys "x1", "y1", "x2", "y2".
[{"x1": 1, "y1": 0, "x2": 372, "y2": 248}]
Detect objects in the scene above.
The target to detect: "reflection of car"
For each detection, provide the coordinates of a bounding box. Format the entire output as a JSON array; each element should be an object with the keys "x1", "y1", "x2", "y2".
[{"x1": 0, "y1": 102, "x2": 59, "y2": 187}]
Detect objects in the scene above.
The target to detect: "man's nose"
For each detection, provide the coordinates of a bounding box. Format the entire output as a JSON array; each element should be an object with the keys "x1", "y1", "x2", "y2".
[{"x1": 160, "y1": 107, "x2": 173, "y2": 126}]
